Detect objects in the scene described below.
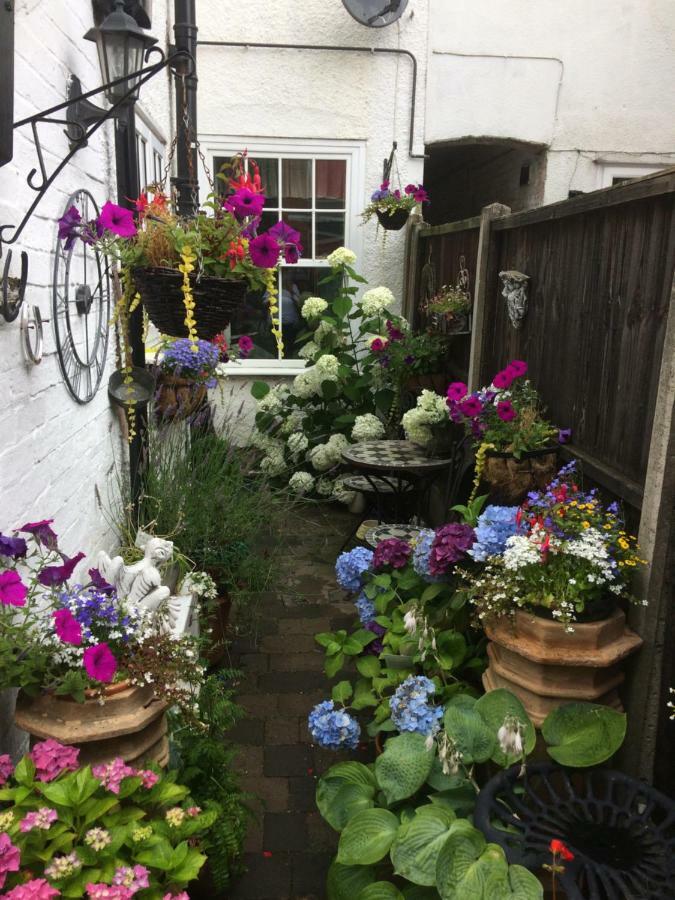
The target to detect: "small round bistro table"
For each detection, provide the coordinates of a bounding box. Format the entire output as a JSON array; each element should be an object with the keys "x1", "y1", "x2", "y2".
[{"x1": 341, "y1": 440, "x2": 457, "y2": 525}]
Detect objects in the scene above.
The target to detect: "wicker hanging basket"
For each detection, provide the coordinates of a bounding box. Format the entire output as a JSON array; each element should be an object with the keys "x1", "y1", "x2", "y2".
[
  {"x1": 132, "y1": 266, "x2": 247, "y2": 339},
  {"x1": 375, "y1": 207, "x2": 410, "y2": 231}
]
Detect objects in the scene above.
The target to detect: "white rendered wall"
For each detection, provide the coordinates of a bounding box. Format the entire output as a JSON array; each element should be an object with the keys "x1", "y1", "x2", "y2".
[{"x1": 426, "y1": 0, "x2": 675, "y2": 201}]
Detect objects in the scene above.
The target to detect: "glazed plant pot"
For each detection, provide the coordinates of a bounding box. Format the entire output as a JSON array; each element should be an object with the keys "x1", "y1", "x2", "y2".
[
  {"x1": 482, "y1": 608, "x2": 642, "y2": 727},
  {"x1": 481, "y1": 446, "x2": 559, "y2": 505},
  {"x1": 14, "y1": 681, "x2": 169, "y2": 767},
  {"x1": 376, "y1": 207, "x2": 410, "y2": 231},
  {"x1": 155, "y1": 373, "x2": 208, "y2": 421}
]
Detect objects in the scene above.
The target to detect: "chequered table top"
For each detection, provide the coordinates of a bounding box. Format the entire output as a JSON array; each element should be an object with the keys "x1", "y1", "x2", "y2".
[
  {"x1": 342, "y1": 440, "x2": 453, "y2": 472},
  {"x1": 364, "y1": 523, "x2": 423, "y2": 548},
  {"x1": 342, "y1": 474, "x2": 415, "y2": 494}
]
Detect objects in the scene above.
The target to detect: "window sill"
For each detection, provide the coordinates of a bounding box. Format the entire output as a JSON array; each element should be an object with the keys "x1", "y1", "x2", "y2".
[{"x1": 218, "y1": 364, "x2": 304, "y2": 379}]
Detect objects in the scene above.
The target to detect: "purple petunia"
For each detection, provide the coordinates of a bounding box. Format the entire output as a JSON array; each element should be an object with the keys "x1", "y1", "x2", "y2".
[
  {"x1": 249, "y1": 233, "x2": 281, "y2": 268},
  {"x1": 20, "y1": 519, "x2": 58, "y2": 549},
  {"x1": 57, "y1": 206, "x2": 82, "y2": 251},
  {"x1": 0, "y1": 533, "x2": 27, "y2": 559},
  {"x1": 225, "y1": 187, "x2": 266, "y2": 221},
  {"x1": 37, "y1": 552, "x2": 86, "y2": 587}
]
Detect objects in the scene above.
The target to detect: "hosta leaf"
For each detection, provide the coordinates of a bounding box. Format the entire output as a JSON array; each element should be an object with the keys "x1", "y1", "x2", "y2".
[
  {"x1": 542, "y1": 702, "x2": 627, "y2": 767},
  {"x1": 327, "y1": 861, "x2": 376, "y2": 900},
  {"x1": 443, "y1": 706, "x2": 495, "y2": 764},
  {"x1": 435, "y1": 819, "x2": 486, "y2": 899},
  {"x1": 357, "y1": 883, "x2": 405, "y2": 900},
  {"x1": 426, "y1": 757, "x2": 468, "y2": 792},
  {"x1": 390, "y1": 805, "x2": 456, "y2": 886},
  {"x1": 337, "y1": 808, "x2": 400, "y2": 865},
  {"x1": 316, "y1": 779, "x2": 375, "y2": 831},
  {"x1": 375, "y1": 733, "x2": 435, "y2": 804},
  {"x1": 474, "y1": 689, "x2": 536, "y2": 767}
]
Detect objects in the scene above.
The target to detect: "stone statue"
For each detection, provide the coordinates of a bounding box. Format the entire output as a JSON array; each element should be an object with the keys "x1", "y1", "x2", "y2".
[
  {"x1": 499, "y1": 270, "x2": 530, "y2": 329},
  {"x1": 98, "y1": 537, "x2": 174, "y2": 620}
]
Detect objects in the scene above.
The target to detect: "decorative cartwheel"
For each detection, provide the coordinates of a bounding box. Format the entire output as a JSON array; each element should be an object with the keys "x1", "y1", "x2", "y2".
[{"x1": 52, "y1": 189, "x2": 111, "y2": 403}]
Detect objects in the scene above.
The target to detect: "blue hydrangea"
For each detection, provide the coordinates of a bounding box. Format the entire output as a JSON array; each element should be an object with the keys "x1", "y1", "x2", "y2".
[
  {"x1": 308, "y1": 700, "x2": 360, "y2": 750},
  {"x1": 468, "y1": 505, "x2": 520, "y2": 561},
  {"x1": 412, "y1": 528, "x2": 444, "y2": 583},
  {"x1": 389, "y1": 675, "x2": 443, "y2": 736},
  {"x1": 355, "y1": 592, "x2": 376, "y2": 625},
  {"x1": 335, "y1": 547, "x2": 374, "y2": 592}
]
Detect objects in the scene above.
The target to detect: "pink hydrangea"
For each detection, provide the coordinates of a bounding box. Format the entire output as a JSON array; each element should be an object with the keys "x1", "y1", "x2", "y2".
[
  {"x1": 92, "y1": 758, "x2": 137, "y2": 794},
  {"x1": 429, "y1": 523, "x2": 476, "y2": 576},
  {"x1": 19, "y1": 807, "x2": 58, "y2": 832},
  {"x1": 0, "y1": 833, "x2": 21, "y2": 890},
  {"x1": 138, "y1": 769, "x2": 159, "y2": 789},
  {"x1": 186, "y1": 806, "x2": 201, "y2": 817},
  {"x1": 0, "y1": 753, "x2": 13, "y2": 786},
  {"x1": 372, "y1": 538, "x2": 412, "y2": 570},
  {"x1": 29, "y1": 740, "x2": 79, "y2": 782},
  {"x1": 3, "y1": 878, "x2": 60, "y2": 899},
  {"x1": 113, "y1": 865, "x2": 149, "y2": 894},
  {"x1": 86, "y1": 885, "x2": 134, "y2": 900}
]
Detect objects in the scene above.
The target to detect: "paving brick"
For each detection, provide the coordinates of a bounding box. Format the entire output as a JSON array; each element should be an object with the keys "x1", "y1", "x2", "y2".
[
  {"x1": 305, "y1": 812, "x2": 339, "y2": 852},
  {"x1": 278, "y1": 617, "x2": 333, "y2": 635},
  {"x1": 264, "y1": 812, "x2": 309, "y2": 851},
  {"x1": 233, "y1": 745, "x2": 264, "y2": 777},
  {"x1": 229, "y1": 852, "x2": 292, "y2": 899},
  {"x1": 237, "y1": 693, "x2": 280, "y2": 718},
  {"x1": 239, "y1": 775, "x2": 289, "y2": 813},
  {"x1": 239, "y1": 652, "x2": 270, "y2": 673},
  {"x1": 287, "y1": 775, "x2": 319, "y2": 812},
  {"x1": 258, "y1": 671, "x2": 327, "y2": 693},
  {"x1": 266, "y1": 717, "x2": 301, "y2": 745},
  {"x1": 227, "y1": 717, "x2": 265, "y2": 745},
  {"x1": 261, "y1": 633, "x2": 318, "y2": 653},
  {"x1": 291, "y1": 852, "x2": 333, "y2": 898},
  {"x1": 243, "y1": 819, "x2": 264, "y2": 853},
  {"x1": 273, "y1": 651, "x2": 326, "y2": 672},
  {"x1": 264, "y1": 744, "x2": 313, "y2": 777},
  {"x1": 277, "y1": 690, "x2": 325, "y2": 717},
  {"x1": 278, "y1": 604, "x2": 332, "y2": 620}
]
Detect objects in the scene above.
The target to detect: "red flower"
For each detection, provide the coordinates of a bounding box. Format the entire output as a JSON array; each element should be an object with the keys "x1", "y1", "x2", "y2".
[
  {"x1": 550, "y1": 839, "x2": 574, "y2": 861},
  {"x1": 370, "y1": 338, "x2": 388, "y2": 353}
]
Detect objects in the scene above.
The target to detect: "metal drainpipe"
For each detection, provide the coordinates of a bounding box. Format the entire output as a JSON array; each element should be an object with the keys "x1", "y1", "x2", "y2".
[
  {"x1": 196, "y1": 40, "x2": 425, "y2": 160},
  {"x1": 174, "y1": 0, "x2": 199, "y2": 214}
]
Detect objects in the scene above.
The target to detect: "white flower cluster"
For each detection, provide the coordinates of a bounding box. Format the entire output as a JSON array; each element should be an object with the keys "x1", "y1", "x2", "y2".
[
  {"x1": 502, "y1": 532, "x2": 544, "y2": 571},
  {"x1": 327, "y1": 246, "x2": 357, "y2": 268},
  {"x1": 257, "y1": 384, "x2": 289, "y2": 415},
  {"x1": 260, "y1": 449, "x2": 287, "y2": 477},
  {"x1": 316, "y1": 477, "x2": 335, "y2": 497},
  {"x1": 352, "y1": 413, "x2": 386, "y2": 442},
  {"x1": 181, "y1": 570, "x2": 218, "y2": 600},
  {"x1": 332, "y1": 476, "x2": 356, "y2": 506},
  {"x1": 301, "y1": 296, "x2": 328, "y2": 320},
  {"x1": 315, "y1": 354, "x2": 340, "y2": 381},
  {"x1": 360, "y1": 286, "x2": 395, "y2": 318},
  {"x1": 279, "y1": 410, "x2": 305, "y2": 435},
  {"x1": 292, "y1": 355, "x2": 340, "y2": 400},
  {"x1": 298, "y1": 340, "x2": 319, "y2": 361},
  {"x1": 402, "y1": 390, "x2": 449, "y2": 445},
  {"x1": 287, "y1": 432, "x2": 309, "y2": 457},
  {"x1": 289, "y1": 471, "x2": 315, "y2": 494},
  {"x1": 309, "y1": 433, "x2": 350, "y2": 472}
]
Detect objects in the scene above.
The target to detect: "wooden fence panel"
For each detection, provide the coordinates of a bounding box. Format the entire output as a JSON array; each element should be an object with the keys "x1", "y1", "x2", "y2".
[{"x1": 413, "y1": 222, "x2": 480, "y2": 331}]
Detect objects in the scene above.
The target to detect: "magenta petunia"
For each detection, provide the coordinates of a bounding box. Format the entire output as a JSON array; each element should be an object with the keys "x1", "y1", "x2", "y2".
[
  {"x1": 88, "y1": 567, "x2": 115, "y2": 594},
  {"x1": 492, "y1": 369, "x2": 515, "y2": 390},
  {"x1": 4, "y1": 880, "x2": 61, "y2": 900},
  {"x1": 507, "y1": 359, "x2": 528, "y2": 377},
  {"x1": 0, "y1": 754, "x2": 13, "y2": 786},
  {"x1": 97, "y1": 202, "x2": 137, "y2": 238},
  {"x1": 0, "y1": 571, "x2": 27, "y2": 607},
  {"x1": 268, "y1": 220, "x2": 301, "y2": 247},
  {"x1": 53, "y1": 608, "x2": 83, "y2": 645},
  {"x1": 249, "y1": 233, "x2": 281, "y2": 268},
  {"x1": 238, "y1": 335, "x2": 254, "y2": 357},
  {"x1": 283, "y1": 242, "x2": 302, "y2": 264},
  {"x1": 496, "y1": 400, "x2": 517, "y2": 422},
  {"x1": 446, "y1": 382, "x2": 468, "y2": 402},
  {"x1": 20, "y1": 519, "x2": 58, "y2": 549},
  {"x1": 83, "y1": 642, "x2": 117, "y2": 683},
  {"x1": 0, "y1": 833, "x2": 21, "y2": 890},
  {"x1": 38, "y1": 551, "x2": 86, "y2": 587},
  {"x1": 459, "y1": 396, "x2": 483, "y2": 418},
  {"x1": 30, "y1": 739, "x2": 79, "y2": 782},
  {"x1": 225, "y1": 187, "x2": 266, "y2": 220}
]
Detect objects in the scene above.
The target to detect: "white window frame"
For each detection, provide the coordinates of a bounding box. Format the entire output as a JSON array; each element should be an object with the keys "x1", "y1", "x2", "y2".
[
  {"x1": 135, "y1": 108, "x2": 167, "y2": 193},
  {"x1": 596, "y1": 161, "x2": 667, "y2": 190},
  {"x1": 197, "y1": 135, "x2": 366, "y2": 375}
]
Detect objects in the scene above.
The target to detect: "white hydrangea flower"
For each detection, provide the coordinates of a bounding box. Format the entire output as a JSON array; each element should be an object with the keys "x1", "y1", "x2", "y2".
[
  {"x1": 298, "y1": 341, "x2": 319, "y2": 360},
  {"x1": 309, "y1": 444, "x2": 333, "y2": 472},
  {"x1": 316, "y1": 477, "x2": 334, "y2": 496},
  {"x1": 251, "y1": 429, "x2": 284, "y2": 455},
  {"x1": 258, "y1": 384, "x2": 289, "y2": 414},
  {"x1": 417, "y1": 389, "x2": 448, "y2": 423},
  {"x1": 327, "y1": 247, "x2": 357, "y2": 268},
  {"x1": 314, "y1": 354, "x2": 340, "y2": 381},
  {"x1": 289, "y1": 471, "x2": 315, "y2": 494},
  {"x1": 287, "y1": 433, "x2": 309, "y2": 456},
  {"x1": 314, "y1": 320, "x2": 339, "y2": 344},
  {"x1": 215, "y1": 362, "x2": 229, "y2": 378},
  {"x1": 280, "y1": 410, "x2": 305, "y2": 435},
  {"x1": 352, "y1": 413, "x2": 385, "y2": 442},
  {"x1": 260, "y1": 450, "x2": 287, "y2": 477},
  {"x1": 301, "y1": 296, "x2": 328, "y2": 320},
  {"x1": 326, "y1": 432, "x2": 350, "y2": 459},
  {"x1": 360, "y1": 286, "x2": 395, "y2": 318},
  {"x1": 293, "y1": 369, "x2": 320, "y2": 399},
  {"x1": 402, "y1": 407, "x2": 433, "y2": 445},
  {"x1": 333, "y1": 477, "x2": 356, "y2": 506}
]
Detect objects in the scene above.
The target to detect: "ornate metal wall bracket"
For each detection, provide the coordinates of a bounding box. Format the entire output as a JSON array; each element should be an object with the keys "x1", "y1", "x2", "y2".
[
  {"x1": 499, "y1": 269, "x2": 530, "y2": 329},
  {"x1": 0, "y1": 47, "x2": 193, "y2": 253}
]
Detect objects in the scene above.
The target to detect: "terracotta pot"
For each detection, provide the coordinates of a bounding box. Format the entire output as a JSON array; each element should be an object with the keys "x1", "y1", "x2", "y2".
[
  {"x1": 481, "y1": 446, "x2": 559, "y2": 505},
  {"x1": 482, "y1": 609, "x2": 642, "y2": 727},
  {"x1": 154, "y1": 373, "x2": 207, "y2": 421},
  {"x1": 14, "y1": 681, "x2": 168, "y2": 767},
  {"x1": 203, "y1": 594, "x2": 232, "y2": 665}
]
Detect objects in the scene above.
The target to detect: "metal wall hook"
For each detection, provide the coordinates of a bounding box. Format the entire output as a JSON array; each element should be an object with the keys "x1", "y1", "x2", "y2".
[
  {"x1": 1, "y1": 248, "x2": 28, "y2": 322},
  {"x1": 20, "y1": 304, "x2": 44, "y2": 364}
]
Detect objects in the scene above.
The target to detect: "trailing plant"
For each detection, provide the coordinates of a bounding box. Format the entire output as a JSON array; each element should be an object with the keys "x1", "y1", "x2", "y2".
[
  {"x1": 361, "y1": 181, "x2": 429, "y2": 226},
  {"x1": 0, "y1": 740, "x2": 217, "y2": 898}
]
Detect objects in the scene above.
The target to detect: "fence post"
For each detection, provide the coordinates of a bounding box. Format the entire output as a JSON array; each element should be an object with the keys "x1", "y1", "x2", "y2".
[
  {"x1": 620, "y1": 269, "x2": 675, "y2": 782},
  {"x1": 468, "y1": 203, "x2": 510, "y2": 391},
  {"x1": 403, "y1": 213, "x2": 424, "y2": 323}
]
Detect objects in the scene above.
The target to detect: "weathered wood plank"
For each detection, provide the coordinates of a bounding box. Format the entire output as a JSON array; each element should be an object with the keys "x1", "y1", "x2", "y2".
[{"x1": 419, "y1": 216, "x2": 481, "y2": 237}]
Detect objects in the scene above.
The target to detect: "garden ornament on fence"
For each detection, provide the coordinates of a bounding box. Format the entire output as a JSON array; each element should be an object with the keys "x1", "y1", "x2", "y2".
[{"x1": 499, "y1": 269, "x2": 530, "y2": 329}]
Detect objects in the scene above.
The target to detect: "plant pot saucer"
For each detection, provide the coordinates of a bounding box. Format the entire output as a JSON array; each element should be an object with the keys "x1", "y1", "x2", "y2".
[{"x1": 108, "y1": 367, "x2": 155, "y2": 408}]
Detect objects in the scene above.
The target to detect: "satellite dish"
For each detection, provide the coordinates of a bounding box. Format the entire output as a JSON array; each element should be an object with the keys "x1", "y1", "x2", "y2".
[{"x1": 342, "y1": 0, "x2": 409, "y2": 28}]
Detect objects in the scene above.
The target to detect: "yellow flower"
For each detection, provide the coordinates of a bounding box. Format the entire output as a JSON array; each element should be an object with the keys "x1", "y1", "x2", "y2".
[
  {"x1": 582, "y1": 521, "x2": 590, "y2": 529},
  {"x1": 618, "y1": 538, "x2": 629, "y2": 550}
]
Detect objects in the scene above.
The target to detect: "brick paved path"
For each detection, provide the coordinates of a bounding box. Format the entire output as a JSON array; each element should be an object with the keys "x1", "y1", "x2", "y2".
[{"x1": 225, "y1": 505, "x2": 370, "y2": 900}]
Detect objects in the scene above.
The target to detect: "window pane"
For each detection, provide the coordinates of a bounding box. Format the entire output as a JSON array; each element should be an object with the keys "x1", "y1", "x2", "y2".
[
  {"x1": 213, "y1": 156, "x2": 231, "y2": 197},
  {"x1": 316, "y1": 160, "x2": 346, "y2": 209},
  {"x1": 259, "y1": 210, "x2": 280, "y2": 233},
  {"x1": 283, "y1": 212, "x2": 312, "y2": 259},
  {"x1": 315, "y1": 213, "x2": 345, "y2": 258},
  {"x1": 282, "y1": 159, "x2": 312, "y2": 208},
  {"x1": 229, "y1": 289, "x2": 277, "y2": 360},
  {"x1": 281, "y1": 267, "x2": 341, "y2": 359},
  {"x1": 256, "y1": 158, "x2": 279, "y2": 207}
]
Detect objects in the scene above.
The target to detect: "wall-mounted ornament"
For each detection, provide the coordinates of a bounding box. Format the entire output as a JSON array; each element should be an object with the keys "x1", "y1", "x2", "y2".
[
  {"x1": 20, "y1": 305, "x2": 45, "y2": 365},
  {"x1": 1, "y1": 249, "x2": 28, "y2": 322},
  {"x1": 52, "y1": 190, "x2": 111, "y2": 403},
  {"x1": 499, "y1": 270, "x2": 530, "y2": 329}
]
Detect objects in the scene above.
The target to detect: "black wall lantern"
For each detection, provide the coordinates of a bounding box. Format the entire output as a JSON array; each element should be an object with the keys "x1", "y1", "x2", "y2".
[{"x1": 85, "y1": 0, "x2": 158, "y2": 104}]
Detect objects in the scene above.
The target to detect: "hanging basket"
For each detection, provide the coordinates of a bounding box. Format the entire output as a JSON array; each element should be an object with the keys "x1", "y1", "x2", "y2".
[
  {"x1": 154, "y1": 373, "x2": 208, "y2": 422},
  {"x1": 376, "y1": 208, "x2": 410, "y2": 231},
  {"x1": 132, "y1": 266, "x2": 247, "y2": 339}
]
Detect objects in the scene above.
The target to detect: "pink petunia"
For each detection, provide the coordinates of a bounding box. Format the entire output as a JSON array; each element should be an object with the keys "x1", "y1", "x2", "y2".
[
  {"x1": 30, "y1": 739, "x2": 79, "y2": 782},
  {"x1": 459, "y1": 396, "x2": 483, "y2": 418},
  {"x1": 446, "y1": 382, "x2": 468, "y2": 402},
  {"x1": 497, "y1": 400, "x2": 517, "y2": 422},
  {"x1": 238, "y1": 335, "x2": 254, "y2": 357},
  {"x1": 0, "y1": 834, "x2": 21, "y2": 890},
  {"x1": 53, "y1": 608, "x2": 82, "y2": 645},
  {"x1": 249, "y1": 233, "x2": 281, "y2": 268},
  {"x1": 0, "y1": 571, "x2": 27, "y2": 607},
  {"x1": 0, "y1": 754, "x2": 13, "y2": 786},
  {"x1": 3, "y1": 878, "x2": 60, "y2": 900},
  {"x1": 97, "y1": 202, "x2": 137, "y2": 238},
  {"x1": 492, "y1": 369, "x2": 515, "y2": 390},
  {"x1": 83, "y1": 643, "x2": 117, "y2": 683},
  {"x1": 507, "y1": 359, "x2": 528, "y2": 377}
]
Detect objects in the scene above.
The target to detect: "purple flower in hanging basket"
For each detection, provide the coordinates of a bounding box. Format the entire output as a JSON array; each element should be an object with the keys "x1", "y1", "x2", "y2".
[
  {"x1": 20, "y1": 519, "x2": 58, "y2": 549},
  {"x1": 225, "y1": 187, "x2": 266, "y2": 221},
  {"x1": 97, "y1": 202, "x2": 137, "y2": 238},
  {"x1": 268, "y1": 221, "x2": 303, "y2": 263},
  {"x1": 249, "y1": 232, "x2": 281, "y2": 268},
  {"x1": 37, "y1": 552, "x2": 86, "y2": 587},
  {"x1": 0, "y1": 533, "x2": 27, "y2": 559},
  {"x1": 558, "y1": 428, "x2": 572, "y2": 444},
  {"x1": 241, "y1": 215, "x2": 261, "y2": 240},
  {"x1": 57, "y1": 206, "x2": 82, "y2": 250}
]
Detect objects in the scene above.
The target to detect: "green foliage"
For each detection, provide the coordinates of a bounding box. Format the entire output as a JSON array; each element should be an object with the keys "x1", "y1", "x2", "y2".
[
  {"x1": 375, "y1": 734, "x2": 434, "y2": 805},
  {"x1": 337, "y1": 808, "x2": 400, "y2": 865},
  {"x1": 542, "y1": 702, "x2": 627, "y2": 766},
  {"x1": 474, "y1": 690, "x2": 536, "y2": 767}
]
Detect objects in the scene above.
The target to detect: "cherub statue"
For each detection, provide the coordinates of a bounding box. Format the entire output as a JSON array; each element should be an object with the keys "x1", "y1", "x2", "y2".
[
  {"x1": 98, "y1": 537, "x2": 173, "y2": 616},
  {"x1": 499, "y1": 270, "x2": 530, "y2": 329}
]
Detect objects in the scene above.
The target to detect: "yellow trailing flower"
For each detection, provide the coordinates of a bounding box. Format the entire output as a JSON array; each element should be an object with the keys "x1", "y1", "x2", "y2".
[
  {"x1": 117, "y1": 267, "x2": 138, "y2": 443},
  {"x1": 179, "y1": 245, "x2": 199, "y2": 351},
  {"x1": 265, "y1": 267, "x2": 284, "y2": 358},
  {"x1": 469, "y1": 441, "x2": 495, "y2": 503}
]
